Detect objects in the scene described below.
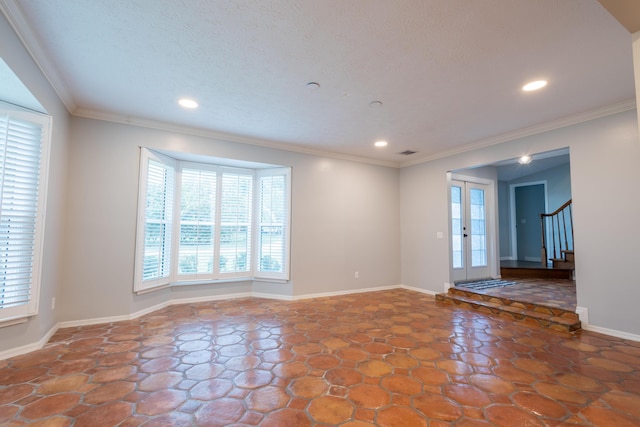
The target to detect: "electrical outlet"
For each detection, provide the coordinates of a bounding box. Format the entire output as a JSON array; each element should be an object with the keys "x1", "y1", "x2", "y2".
[
  {"x1": 51, "y1": 297, "x2": 56, "y2": 310},
  {"x1": 354, "y1": 271, "x2": 359, "y2": 279}
]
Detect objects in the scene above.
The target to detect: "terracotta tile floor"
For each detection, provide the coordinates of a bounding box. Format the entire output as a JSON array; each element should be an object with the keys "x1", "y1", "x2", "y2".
[
  {"x1": 456, "y1": 278, "x2": 577, "y2": 311},
  {"x1": 1, "y1": 289, "x2": 640, "y2": 426}
]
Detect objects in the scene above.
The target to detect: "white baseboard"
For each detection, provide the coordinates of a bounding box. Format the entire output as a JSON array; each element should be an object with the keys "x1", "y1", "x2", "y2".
[
  {"x1": 0, "y1": 323, "x2": 59, "y2": 361},
  {"x1": 291, "y1": 285, "x2": 399, "y2": 301},
  {"x1": 576, "y1": 306, "x2": 589, "y2": 325},
  {"x1": 251, "y1": 292, "x2": 293, "y2": 301},
  {"x1": 582, "y1": 324, "x2": 640, "y2": 341},
  {"x1": 398, "y1": 284, "x2": 438, "y2": 297},
  {"x1": 59, "y1": 292, "x2": 258, "y2": 330}
]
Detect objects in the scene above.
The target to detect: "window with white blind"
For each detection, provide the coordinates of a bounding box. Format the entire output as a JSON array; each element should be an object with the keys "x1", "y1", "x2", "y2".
[
  {"x1": 178, "y1": 166, "x2": 216, "y2": 278},
  {"x1": 256, "y1": 169, "x2": 289, "y2": 278},
  {"x1": 134, "y1": 148, "x2": 290, "y2": 293},
  {"x1": 134, "y1": 150, "x2": 175, "y2": 291},
  {"x1": 0, "y1": 105, "x2": 51, "y2": 324},
  {"x1": 219, "y1": 171, "x2": 253, "y2": 275}
]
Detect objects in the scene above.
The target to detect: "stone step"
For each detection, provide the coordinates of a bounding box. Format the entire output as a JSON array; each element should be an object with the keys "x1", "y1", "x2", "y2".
[{"x1": 435, "y1": 288, "x2": 581, "y2": 333}]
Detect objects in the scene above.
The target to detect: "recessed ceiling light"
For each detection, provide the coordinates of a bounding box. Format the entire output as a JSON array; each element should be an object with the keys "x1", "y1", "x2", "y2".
[
  {"x1": 178, "y1": 98, "x2": 198, "y2": 109},
  {"x1": 522, "y1": 80, "x2": 547, "y2": 92},
  {"x1": 369, "y1": 100, "x2": 383, "y2": 108},
  {"x1": 518, "y1": 155, "x2": 532, "y2": 164},
  {"x1": 374, "y1": 140, "x2": 388, "y2": 148},
  {"x1": 306, "y1": 82, "x2": 320, "y2": 90}
]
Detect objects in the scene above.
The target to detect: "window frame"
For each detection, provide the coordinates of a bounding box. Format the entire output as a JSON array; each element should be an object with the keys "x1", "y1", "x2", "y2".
[
  {"x1": 133, "y1": 149, "x2": 176, "y2": 293},
  {"x1": 134, "y1": 148, "x2": 291, "y2": 294},
  {"x1": 254, "y1": 168, "x2": 291, "y2": 281},
  {"x1": 0, "y1": 103, "x2": 51, "y2": 325}
]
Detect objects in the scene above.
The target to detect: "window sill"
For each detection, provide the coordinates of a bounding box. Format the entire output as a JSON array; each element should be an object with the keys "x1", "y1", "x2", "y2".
[
  {"x1": 135, "y1": 277, "x2": 289, "y2": 295},
  {"x1": 0, "y1": 315, "x2": 29, "y2": 329},
  {"x1": 171, "y1": 277, "x2": 253, "y2": 287}
]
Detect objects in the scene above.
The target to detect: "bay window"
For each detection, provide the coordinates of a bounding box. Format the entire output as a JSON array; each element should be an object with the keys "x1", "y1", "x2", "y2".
[{"x1": 134, "y1": 148, "x2": 290, "y2": 293}]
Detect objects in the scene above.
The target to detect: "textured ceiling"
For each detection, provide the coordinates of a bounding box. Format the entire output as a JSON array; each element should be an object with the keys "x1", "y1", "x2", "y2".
[{"x1": 0, "y1": 0, "x2": 636, "y2": 166}]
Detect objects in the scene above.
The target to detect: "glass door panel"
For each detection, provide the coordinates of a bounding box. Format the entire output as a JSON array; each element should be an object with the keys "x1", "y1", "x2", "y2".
[
  {"x1": 451, "y1": 180, "x2": 491, "y2": 282},
  {"x1": 469, "y1": 187, "x2": 487, "y2": 267},
  {"x1": 451, "y1": 185, "x2": 463, "y2": 269}
]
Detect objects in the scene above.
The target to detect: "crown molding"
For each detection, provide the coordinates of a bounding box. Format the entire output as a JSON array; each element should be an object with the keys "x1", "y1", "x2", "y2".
[
  {"x1": 400, "y1": 99, "x2": 637, "y2": 168},
  {"x1": 76, "y1": 98, "x2": 637, "y2": 170},
  {"x1": 2, "y1": 0, "x2": 634, "y2": 170},
  {"x1": 73, "y1": 107, "x2": 401, "y2": 169},
  {"x1": 0, "y1": 0, "x2": 76, "y2": 112}
]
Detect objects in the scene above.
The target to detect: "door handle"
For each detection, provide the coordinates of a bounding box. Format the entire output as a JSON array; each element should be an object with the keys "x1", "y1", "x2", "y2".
[{"x1": 463, "y1": 233, "x2": 468, "y2": 237}]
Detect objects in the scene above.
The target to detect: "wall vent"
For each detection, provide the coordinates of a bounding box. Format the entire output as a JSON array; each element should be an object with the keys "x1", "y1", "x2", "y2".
[{"x1": 398, "y1": 150, "x2": 417, "y2": 155}]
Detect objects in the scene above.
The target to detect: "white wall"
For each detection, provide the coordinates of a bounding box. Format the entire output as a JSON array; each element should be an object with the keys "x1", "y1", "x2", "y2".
[
  {"x1": 62, "y1": 117, "x2": 401, "y2": 322},
  {"x1": 499, "y1": 162, "x2": 572, "y2": 259},
  {"x1": 0, "y1": 13, "x2": 69, "y2": 353},
  {"x1": 509, "y1": 162, "x2": 572, "y2": 212},
  {"x1": 400, "y1": 109, "x2": 640, "y2": 336}
]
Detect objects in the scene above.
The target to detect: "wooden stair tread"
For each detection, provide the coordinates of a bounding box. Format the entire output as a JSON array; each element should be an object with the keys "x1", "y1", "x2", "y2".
[{"x1": 500, "y1": 266, "x2": 572, "y2": 280}]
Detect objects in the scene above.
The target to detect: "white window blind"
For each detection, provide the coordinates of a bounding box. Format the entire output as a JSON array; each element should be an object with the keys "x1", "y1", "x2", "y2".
[
  {"x1": 134, "y1": 148, "x2": 290, "y2": 292},
  {"x1": 134, "y1": 150, "x2": 175, "y2": 292},
  {"x1": 178, "y1": 166, "x2": 216, "y2": 277},
  {"x1": 256, "y1": 169, "x2": 290, "y2": 279},
  {"x1": 219, "y1": 171, "x2": 253, "y2": 274},
  {"x1": 0, "y1": 108, "x2": 49, "y2": 322}
]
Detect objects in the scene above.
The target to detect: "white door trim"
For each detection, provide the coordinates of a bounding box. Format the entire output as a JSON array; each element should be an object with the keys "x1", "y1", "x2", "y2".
[
  {"x1": 509, "y1": 180, "x2": 548, "y2": 262},
  {"x1": 449, "y1": 173, "x2": 499, "y2": 281}
]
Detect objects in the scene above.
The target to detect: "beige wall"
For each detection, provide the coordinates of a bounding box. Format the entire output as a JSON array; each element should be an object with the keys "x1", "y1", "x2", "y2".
[
  {"x1": 61, "y1": 117, "x2": 401, "y2": 322},
  {"x1": 0, "y1": 13, "x2": 70, "y2": 353}
]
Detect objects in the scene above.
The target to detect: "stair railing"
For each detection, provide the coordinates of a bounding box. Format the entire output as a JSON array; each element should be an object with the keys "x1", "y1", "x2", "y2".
[{"x1": 540, "y1": 199, "x2": 573, "y2": 266}]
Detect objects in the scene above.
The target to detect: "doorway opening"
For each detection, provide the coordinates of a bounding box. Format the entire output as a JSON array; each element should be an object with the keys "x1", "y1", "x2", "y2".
[
  {"x1": 510, "y1": 181, "x2": 548, "y2": 264},
  {"x1": 447, "y1": 148, "x2": 575, "y2": 312}
]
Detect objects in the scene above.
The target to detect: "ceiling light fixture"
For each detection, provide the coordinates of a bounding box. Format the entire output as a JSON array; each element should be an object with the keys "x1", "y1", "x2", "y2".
[
  {"x1": 518, "y1": 155, "x2": 533, "y2": 164},
  {"x1": 369, "y1": 100, "x2": 383, "y2": 108},
  {"x1": 374, "y1": 140, "x2": 388, "y2": 148},
  {"x1": 178, "y1": 98, "x2": 198, "y2": 109},
  {"x1": 522, "y1": 80, "x2": 547, "y2": 92},
  {"x1": 306, "y1": 82, "x2": 320, "y2": 90}
]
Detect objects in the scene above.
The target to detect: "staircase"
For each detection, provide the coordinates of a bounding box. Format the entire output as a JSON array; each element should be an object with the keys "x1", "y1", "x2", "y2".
[
  {"x1": 436, "y1": 287, "x2": 581, "y2": 333},
  {"x1": 541, "y1": 199, "x2": 574, "y2": 273}
]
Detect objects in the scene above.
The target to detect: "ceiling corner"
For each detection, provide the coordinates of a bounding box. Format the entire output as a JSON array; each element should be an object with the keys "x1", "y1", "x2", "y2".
[
  {"x1": 0, "y1": 0, "x2": 77, "y2": 113},
  {"x1": 597, "y1": 0, "x2": 640, "y2": 33}
]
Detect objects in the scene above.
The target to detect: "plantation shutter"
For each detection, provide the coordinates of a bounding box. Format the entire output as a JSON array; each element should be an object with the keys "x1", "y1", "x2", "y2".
[{"x1": 0, "y1": 113, "x2": 43, "y2": 318}]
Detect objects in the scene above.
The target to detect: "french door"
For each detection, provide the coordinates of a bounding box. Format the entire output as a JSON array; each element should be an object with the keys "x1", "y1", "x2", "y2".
[{"x1": 451, "y1": 180, "x2": 491, "y2": 282}]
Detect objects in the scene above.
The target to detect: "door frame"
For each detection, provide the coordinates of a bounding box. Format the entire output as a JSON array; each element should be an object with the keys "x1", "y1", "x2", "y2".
[
  {"x1": 449, "y1": 173, "x2": 499, "y2": 282},
  {"x1": 509, "y1": 180, "x2": 548, "y2": 262}
]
